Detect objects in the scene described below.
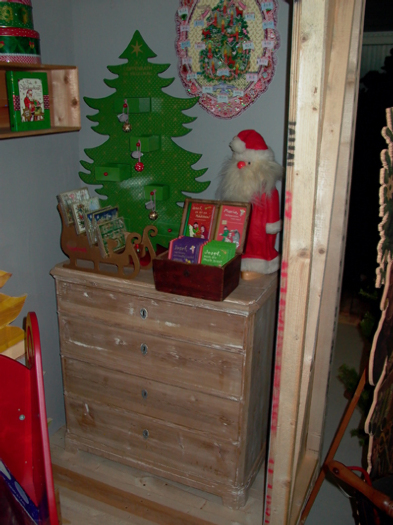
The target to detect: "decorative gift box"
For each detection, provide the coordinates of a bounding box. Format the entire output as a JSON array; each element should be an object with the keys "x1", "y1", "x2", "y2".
[
  {"x1": 0, "y1": 0, "x2": 40, "y2": 64},
  {"x1": 153, "y1": 198, "x2": 251, "y2": 301}
]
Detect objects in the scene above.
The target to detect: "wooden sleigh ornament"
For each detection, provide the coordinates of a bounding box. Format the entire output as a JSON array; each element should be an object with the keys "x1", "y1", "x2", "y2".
[{"x1": 58, "y1": 204, "x2": 157, "y2": 279}]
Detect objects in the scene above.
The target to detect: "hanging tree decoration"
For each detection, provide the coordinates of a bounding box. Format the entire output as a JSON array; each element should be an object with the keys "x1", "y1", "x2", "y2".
[
  {"x1": 132, "y1": 140, "x2": 145, "y2": 172},
  {"x1": 117, "y1": 98, "x2": 131, "y2": 132},
  {"x1": 175, "y1": 0, "x2": 280, "y2": 119},
  {"x1": 376, "y1": 107, "x2": 393, "y2": 288}
]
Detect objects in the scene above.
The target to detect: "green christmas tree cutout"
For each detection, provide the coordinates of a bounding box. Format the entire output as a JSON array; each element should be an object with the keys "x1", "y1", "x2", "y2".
[
  {"x1": 376, "y1": 107, "x2": 393, "y2": 287},
  {"x1": 79, "y1": 30, "x2": 209, "y2": 250}
]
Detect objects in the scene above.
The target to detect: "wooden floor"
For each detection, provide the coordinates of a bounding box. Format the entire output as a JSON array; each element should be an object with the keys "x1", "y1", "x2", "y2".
[{"x1": 50, "y1": 427, "x2": 265, "y2": 525}]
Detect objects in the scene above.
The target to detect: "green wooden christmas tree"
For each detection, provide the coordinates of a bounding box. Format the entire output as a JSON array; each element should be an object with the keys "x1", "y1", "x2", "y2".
[{"x1": 79, "y1": 30, "x2": 209, "y2": 250}]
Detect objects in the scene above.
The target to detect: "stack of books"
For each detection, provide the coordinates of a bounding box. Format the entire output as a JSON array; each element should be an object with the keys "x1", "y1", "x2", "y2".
[
  {"x1": 57, "y1": 187, "x2": 127, "y2": 257},
  {"x1": 167, "y1": 199, "x2": 250, "y2": 268}
]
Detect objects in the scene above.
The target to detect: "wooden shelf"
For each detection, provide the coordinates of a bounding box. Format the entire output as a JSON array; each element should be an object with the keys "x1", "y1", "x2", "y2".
[{"x1": 0, "y1": 62, "x2": 81, "y2": 138}]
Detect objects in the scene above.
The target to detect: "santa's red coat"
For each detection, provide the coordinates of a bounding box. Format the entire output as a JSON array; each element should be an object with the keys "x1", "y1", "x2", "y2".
[{"x1": 242, "y1": 188, "x2": 280, "y2": 263}]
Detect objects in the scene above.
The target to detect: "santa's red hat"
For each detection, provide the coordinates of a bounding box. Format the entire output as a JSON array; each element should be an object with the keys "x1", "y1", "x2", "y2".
[{"x1": 230, "y1": 129, "x2": 274, "y2": 161}]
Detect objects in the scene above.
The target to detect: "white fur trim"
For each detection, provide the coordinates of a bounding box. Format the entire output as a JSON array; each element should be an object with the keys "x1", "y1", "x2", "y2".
[
  {"x1": 230, "y1": 136, "x2": 246, "y2": 153},
  {"x1": 266, "y1": 220, "x2": 282, "y2": 234},
  {"x1": 241, "y1": 256, "x2": 280, "y2": 274}
]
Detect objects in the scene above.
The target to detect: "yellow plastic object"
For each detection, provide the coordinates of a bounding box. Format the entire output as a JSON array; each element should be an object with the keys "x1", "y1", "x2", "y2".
[
  {"x1": 0, "y1": 293, "x2": 27, "y2": 328},
  {"x1": 0, "y1": 325, "x2": 25, "y2": 352},
  {"x1": 0, "y1": 270, "x2": 12, "y2": 288}
]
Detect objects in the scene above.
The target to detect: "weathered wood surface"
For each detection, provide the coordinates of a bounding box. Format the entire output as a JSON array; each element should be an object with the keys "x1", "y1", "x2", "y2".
[
  {"x1": 59, "y1": 314, "x2": 244, "y2": 398},
  {"x1": 51, "y1": 262, "x2": 277, "y2": 312},
  {"x1": 62, "y1": 357, "x2": 241, "y2": 439},
  {"x1": 48, "y1": 68, "x2": 81, "y2": 129},
  {"x1": 50, "y1": 427, "x2": 264, "y2": 525},
  {"x1": 263, "y1": 0, "x2": 365, "y2": 523},
  {"x1": 289, "y1": 0, "x2": 360, "y2": 517},
  {"x1": 52, "y1": 265, "x2": 278, "y2": 510},
  {"x1": 263, "y1": 0, "x2": 331, "y2": 521}
]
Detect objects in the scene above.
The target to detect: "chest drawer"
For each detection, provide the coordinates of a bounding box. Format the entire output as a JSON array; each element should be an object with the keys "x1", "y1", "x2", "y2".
[
  {"x1": 65, "y1": 396, "x2": 238, "y2": 485},
  {"x1": 55, "y1": 280, "x2": 246, "y2": 350},
  {"x1": 59, "y1": 315, "x2": 244, "y2": 399},
  {"x1": 63, "y1": 357, "x2": 240, "y2": 440}
]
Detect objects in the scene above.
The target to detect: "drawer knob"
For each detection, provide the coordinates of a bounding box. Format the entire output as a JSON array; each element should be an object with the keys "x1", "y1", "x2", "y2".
[
  {"x1": 142, "y1": 429, "x2": 149, "y2": 439},
  {"x1": 141, "y1": 389, "x2": 148, "y2": 399},
  {"x1": 140, "y1": 308, "x2": 148, "y2": 319},
  {"x1": 140, "y1": 343, "x2": 148, "y2": 355}
]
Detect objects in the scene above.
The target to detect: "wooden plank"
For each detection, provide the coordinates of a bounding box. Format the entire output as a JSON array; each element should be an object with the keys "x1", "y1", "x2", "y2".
[
  {"x1": 263, "y1": 0, "x2": 330, "y2": 523},
  {"x1": 62, "y1": 357, "x2": 241, "y2": 440},
  {"x1": 289, "y1": 4, "x2": 366, "y2": 520},
  {"x1": 53, "y1": 464, "x2": 218, "y2": 525},
  {"x1": 59, "y1": 314, "x2": 244, "y2": 399},
  {"x1": 290, "y1": 0, "x2": 356, "y2": 501},
  {"x1": 49, "y1": 69, "x2": 81, "y2": 128},
  {"x1": 51, "y1": 263, "x2": 277, "y2": 314},
  {"x1": 50, "y1": 427, "x2": 263, "y2": 525},
  {"x1": 55, "y1": 279, "x2": 247, "y2": 350},
  {"x1": 288, "y1": 451, "x2": 319, "y2": 525},
  {"x1": 265, "y1": 0, "x2": 366, "y2": 519},
  {"x1": 305, "y1": 0, "x2": 366, "y2": 456}
]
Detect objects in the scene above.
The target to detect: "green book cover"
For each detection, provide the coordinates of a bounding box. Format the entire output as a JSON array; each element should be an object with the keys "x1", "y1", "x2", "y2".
[
  {"x1": 200, "y1": 240, "x2": 237, "y2": 267},
  {"x1": 6, "y1": 71, "x2": 51, "y2": 132}
]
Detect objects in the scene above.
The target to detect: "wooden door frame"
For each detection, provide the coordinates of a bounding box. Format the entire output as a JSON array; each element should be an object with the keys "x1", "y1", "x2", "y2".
[{"x1": 263, "y1": 0, "x2": 366, "y2": 523}]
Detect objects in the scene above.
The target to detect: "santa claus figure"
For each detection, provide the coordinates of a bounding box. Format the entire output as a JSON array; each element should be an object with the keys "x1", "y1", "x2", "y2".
[{"x1": 216, "y1": 129, "x2": 283, "y2": 276}]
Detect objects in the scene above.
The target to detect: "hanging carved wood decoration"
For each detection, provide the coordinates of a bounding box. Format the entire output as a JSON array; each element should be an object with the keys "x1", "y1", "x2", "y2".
[{"x1": 376, "y1": 107, "x2": 393, "y2": 288}]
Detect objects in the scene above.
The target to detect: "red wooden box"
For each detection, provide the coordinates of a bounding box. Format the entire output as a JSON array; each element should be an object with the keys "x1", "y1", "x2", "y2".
[{"x1": 152, "y1": 199, "x2": 250, "y2": 301}]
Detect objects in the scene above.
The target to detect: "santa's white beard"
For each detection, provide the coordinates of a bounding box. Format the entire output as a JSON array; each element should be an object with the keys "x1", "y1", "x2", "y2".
[{"x1": 216, "y1": 156, "x2": 283, "y2": 203}]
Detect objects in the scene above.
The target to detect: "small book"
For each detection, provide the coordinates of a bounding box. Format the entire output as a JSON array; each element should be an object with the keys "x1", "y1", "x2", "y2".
[
  {"x1": 200, "y1": 240, "x2": 237, "y2": 267},
  {"x1": 97, "y1": 217, "x2": 127, "y2": 257},
  {"x1": 168, "y1": 236, "x2": 207, "y2": 264},
  {"x1": 214, "y1": 204, "x2": 249, "y2": 248},
  {"x1": 184, "y1": 201, "x2": 217, "y2": 241},
  {"x1": 71, "y1": 197, "x2": 101, "y2": 235},
  {"x1": 6, "y1": 70, "x2": 51, "y2": 132},
  {"x1": 57, "y1": 187, "x2": 90, "y2": 226},
  {"x1": 86, "y1": 206, "x2": 119, "y2": 246}
]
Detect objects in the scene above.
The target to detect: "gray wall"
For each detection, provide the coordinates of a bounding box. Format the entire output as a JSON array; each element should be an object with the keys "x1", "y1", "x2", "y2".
[
  {"x1": 0, "y1": 0, "x2": 80, "y2": 432},
  {"x1": 0, "y1": 0, "x2": 289, "y2": 434}
]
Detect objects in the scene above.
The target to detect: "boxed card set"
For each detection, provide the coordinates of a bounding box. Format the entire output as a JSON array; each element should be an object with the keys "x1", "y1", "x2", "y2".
[{"x1": 153, "y1": 199, "x2": 251, "y2": 301}]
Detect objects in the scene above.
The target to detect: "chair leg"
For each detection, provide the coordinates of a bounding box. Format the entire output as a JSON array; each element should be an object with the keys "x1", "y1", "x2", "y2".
[{"x1": 299, "y1": 368, "x2": 367, "y2": 523}]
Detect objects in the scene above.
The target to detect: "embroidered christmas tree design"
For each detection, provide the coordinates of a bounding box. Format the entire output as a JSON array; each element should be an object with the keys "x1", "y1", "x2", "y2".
[{"x1": 199, "y1": 0, "x2": 251, "y2": 82}]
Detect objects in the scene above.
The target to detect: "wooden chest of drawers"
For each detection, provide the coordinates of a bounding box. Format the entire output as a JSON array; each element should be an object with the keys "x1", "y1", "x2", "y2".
[{"x1": 51, "y1": 263, "x2": 278, "y2": 509}]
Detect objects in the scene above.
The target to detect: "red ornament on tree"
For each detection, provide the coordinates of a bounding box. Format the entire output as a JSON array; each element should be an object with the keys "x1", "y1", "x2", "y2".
[{"x1": 134, "y1": 140, "x2": 144, "y2": 171}]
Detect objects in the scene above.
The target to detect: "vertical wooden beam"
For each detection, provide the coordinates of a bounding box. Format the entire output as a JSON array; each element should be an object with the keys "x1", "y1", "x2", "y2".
[
  {"x1": 263, "y1": 0, "x2": 365, "y2": 522},
  {"x1": 305, "y1": 0, "x2": 365, "y2": 457},
  {"x1": 290, "y1": 4, "x2": 365, "y2": 519},
  {"x1": 287, "y1": 5, "x2": 365, "y2": 516},
  {"x1": 263, "y1": 0, "x2": 330, "y2": 523},
  {"x1": 291, "y1": 0, "x2": 357, "y2": 488}
]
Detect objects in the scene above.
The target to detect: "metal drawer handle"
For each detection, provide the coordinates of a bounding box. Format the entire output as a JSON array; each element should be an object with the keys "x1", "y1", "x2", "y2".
[
  {"x1": 141, "y1": 389, "x2": 148, "y2": 399},
  {"x1": 140, "y1": 308, "x2": 148, "y2": 319},
  {"x1": 142, "y1": 429, "x2": 149, "y2": 439},
  {"x1": 140, "y1": 343, "x2": 148, "y2": 355}
]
